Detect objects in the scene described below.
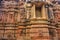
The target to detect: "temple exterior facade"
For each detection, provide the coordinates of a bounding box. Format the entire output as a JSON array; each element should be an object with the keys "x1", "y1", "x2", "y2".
[{"x1": 0, "y1": 0, "x2": 60, "y2": 40}]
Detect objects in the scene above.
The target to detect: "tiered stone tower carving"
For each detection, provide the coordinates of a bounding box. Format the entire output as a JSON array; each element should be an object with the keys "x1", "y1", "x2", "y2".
[{"x1": 0, "y1": 0, "x2": 60, "y2": 40}]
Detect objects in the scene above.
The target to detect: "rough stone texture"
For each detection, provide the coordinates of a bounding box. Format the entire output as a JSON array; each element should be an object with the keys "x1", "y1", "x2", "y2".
[{"x1": 0, "y1": 0, "x2": 60, "y2": 40}]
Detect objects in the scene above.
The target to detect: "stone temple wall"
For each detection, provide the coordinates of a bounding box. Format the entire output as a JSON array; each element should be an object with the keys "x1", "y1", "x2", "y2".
[{"x1": 0, "y1": 0, "x2": 60, "y2": 40}]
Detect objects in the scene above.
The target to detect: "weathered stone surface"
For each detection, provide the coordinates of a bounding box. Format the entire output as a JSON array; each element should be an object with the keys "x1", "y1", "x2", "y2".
[{"x1": 0, "y1": 0, "x2": 60, "y2": 40}]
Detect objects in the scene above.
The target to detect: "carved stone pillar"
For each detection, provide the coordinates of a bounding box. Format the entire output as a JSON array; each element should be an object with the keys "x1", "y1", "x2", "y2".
[
  {"x1": 41, "y1": 5, "x2": 48, "y2": 19},
  {"x1": 31, "y1": 5, "x2": 36, "y2": 18},
  {"x1": 26, "y1": 2, "x2": 32, "y2": 19}
]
